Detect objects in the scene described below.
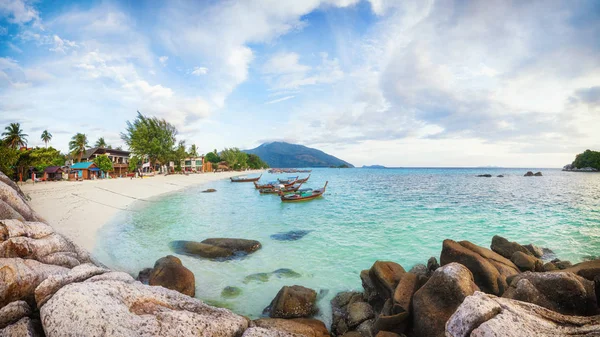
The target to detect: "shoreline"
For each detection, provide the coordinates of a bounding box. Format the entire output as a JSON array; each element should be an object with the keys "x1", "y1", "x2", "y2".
[{"x1": 20, "y1": 170, "x2": 263, "y2": 252}]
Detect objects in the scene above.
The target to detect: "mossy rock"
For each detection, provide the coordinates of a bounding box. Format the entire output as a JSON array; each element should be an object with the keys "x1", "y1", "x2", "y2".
[
  {"x1": 221, "y1": 286, "x2": 242, "y2": 299},
  {"x1": 244, "y1": 272, "x2": 271, "y2": 284}
]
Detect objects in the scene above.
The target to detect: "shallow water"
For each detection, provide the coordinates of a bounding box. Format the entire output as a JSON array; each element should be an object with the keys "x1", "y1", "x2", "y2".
[{"x1": 94, "y1": 168, "x2": 600, "y2": 324}]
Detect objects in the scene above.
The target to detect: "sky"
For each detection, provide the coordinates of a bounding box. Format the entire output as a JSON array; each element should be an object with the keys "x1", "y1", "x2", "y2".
[{"x1": 0, "y1": 0, "x2": 599, "y2": 167}]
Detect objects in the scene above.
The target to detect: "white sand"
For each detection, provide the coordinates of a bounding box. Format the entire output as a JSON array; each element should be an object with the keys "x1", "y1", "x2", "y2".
[{"x1": 20, "y1": 171, "x2": 262, "y2": 252}]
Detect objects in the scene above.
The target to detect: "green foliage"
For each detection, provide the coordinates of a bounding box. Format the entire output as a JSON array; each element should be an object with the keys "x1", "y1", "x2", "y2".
[
  {"x1": 220, "y1": 147, "x2": 248, "y2": 170},
  {"x1": 572, "y1": 149, "x2": 600, "y2": 169},
  {"x1": 205, "y1": 150, "x2": 221, "y2": 164},
  {"x1": 0, "y1": 146, "x2": 64, "y2": 180},
  {"x1": 2, "y1": 123, "x2": 28, "y2": 149},
  {"x1": 188, "y1": 144, "x2": 199, "y2": 157},
  {"x1": 30, "y1": 147, "x2": 65, "y2": 172},
  {"x1": 41, "y1": 130, "x2": 52, "y2": 147},
  {"x1": 128, "y1": 156, "x2": 140, "y2": 172},
  {"x1": 121, "y1": 111, "x2": 177, "y2": 168},
  {"x1": 93, "y1": 154, "x2": 114, "y2": 173},
  {"x1": 69, "y1": 133, "x2": 89, "y2": 162},
  {"x1": 0, "y1": 143, "x2": 19, "y2": 177},
  {"x1": 95, "y1": 137, "x2": 107, "y2": 148},
  {"x1": 247, "y1": 153, "x2": 269, "y2": 169}
]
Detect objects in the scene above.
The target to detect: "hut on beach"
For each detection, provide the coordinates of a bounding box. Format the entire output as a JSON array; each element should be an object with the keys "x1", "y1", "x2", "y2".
[
  {"x1": 43, "y1": 166, "x2": 64, "y2": 181},
  {"x1": 70, "y1": 162, "x2": 100, "y2": 180}
]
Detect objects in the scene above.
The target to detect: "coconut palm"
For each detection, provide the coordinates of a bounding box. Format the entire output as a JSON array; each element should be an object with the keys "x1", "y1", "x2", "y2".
[
  {"x1": 95, "y1": 137, "x2": 107, "y2": 148},
  {"x1": 189, "y1": 144, "x2": 199, "y2": 157},
  {"x1": 69, "y1": 133, "x2": 89, "y2": 163},
  {"x1": 2, "y1": 123, "x2": 28, "y2": 149},
  {"x1": 40, "y1": 130, "x2": 52, "y2": 148}
]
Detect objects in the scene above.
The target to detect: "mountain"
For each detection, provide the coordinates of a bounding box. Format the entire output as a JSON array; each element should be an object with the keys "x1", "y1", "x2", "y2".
[{"x1": 245, "y1": 142, "x2": 354, "y2": 168}]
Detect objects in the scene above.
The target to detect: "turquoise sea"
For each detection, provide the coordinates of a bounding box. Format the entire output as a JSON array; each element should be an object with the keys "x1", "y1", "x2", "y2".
[{"x1": 94, "y1": 168, "x2": 600, "y2": 324}]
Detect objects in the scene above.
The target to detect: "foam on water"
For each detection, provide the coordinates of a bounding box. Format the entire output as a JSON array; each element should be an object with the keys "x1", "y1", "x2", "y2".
[{"x1": 94, "y1": 168, "x2": 600, "y2": 324}]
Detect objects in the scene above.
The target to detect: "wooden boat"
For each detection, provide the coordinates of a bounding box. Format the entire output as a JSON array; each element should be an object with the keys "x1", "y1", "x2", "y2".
[
  {"x1": 297, "y1": 170, "x2": 312, "y2": 173},
  {"x1": 260, "y1": 182, "x2": 304, "y2": 194},
  {"x1": 254, "y1": 181, "x2": 278, "y2": 189},
  {"x1": 296, "y1": 174, "x2": 311, "y2": 183},
  {"x1": 280, "y1": 181, "x2": 328, "y2": 202},
  {"x1": 230, "y1": 174, "x2": 262, "y2": 182},
  {"x1": 277, "y1": 176, "x2": 298, "y2": 184}
]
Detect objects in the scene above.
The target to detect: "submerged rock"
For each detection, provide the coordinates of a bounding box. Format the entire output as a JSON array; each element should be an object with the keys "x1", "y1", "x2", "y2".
[
  {"x1": 476, "y1": 174, "x2": 492, "y2": 177},
  {"x1": 221, "y1": 286, "x2": 242, "y2": 299},
  {"x1": 270, "y1": 230, "x2": 313, "y2": 241},
  {"x1": 412, "y1": 263, "x2": 479, "y2": 337},
  {"x1": 169, "y1": 238, "x2": 261, "y2": 259},
  {"x1": 265, "y1": 285, "x2": 318, "y2": 319},
  {"x1": 273, "y1": 268, "x2": 302, "y2": 278},
  {"x1": 446, "y1": 291, "x2": 600, "y2": 337},
  {"x1": 244, "y1": 272, "x2": 271, "y2": 284},
  {"x1": 202, "y1": 189, "x2": 217, "y2": 193},
  {"x1": 148, "y1": 255, "x2": 195, "y2": 297},
  {"x1": 243, "y1": 268, "x2": 301, "y2": 284}
]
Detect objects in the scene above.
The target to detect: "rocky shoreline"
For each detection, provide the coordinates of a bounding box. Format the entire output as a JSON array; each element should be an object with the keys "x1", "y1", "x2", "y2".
[{"x1": 2, "y1": 170, "x2": 600, "y2": 336}]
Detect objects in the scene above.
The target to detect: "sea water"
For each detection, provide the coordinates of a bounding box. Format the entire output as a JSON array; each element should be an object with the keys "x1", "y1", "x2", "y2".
[{"x1": 94, "y1": 168, "x2": 600, "y2": 324}]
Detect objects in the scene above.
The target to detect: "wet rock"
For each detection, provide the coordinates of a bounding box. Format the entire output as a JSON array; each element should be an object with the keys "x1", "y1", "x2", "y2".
[
  {"x1": 446, "y1": 291, "x2": 600, "y2": 337},
  {"x1": 373, "y1": 302, "x2": 409, "y2": 335},
  {"x1": 347, "y1": 302, "x2": 375, "y2": 328},
  {"x1": 427, "y1": 257, "x2": 439, "y2": 275},
  {"x1": 201, "y1": 189, "x2": 216, "y2": 193},
  {"x1": 524, "y1": 171, "x2": 534, "y2": 176},
  {"x1": 169, "y1": 238, "x2": 261, "y2": 259},
  {"x1": 137, "y1": 268, "x2": 152, "y2": 284},
  {"x1": 270, "y1": 230, "x2": 312, "y2": 241},
  {"x1": 148, "y1": 255, "x2": 195, "y2": 297},
  {"x1": 35, "y1": 263, "x2": 110, "y2": 307},
  {"x1": 440, "y1": 239, "x2": 519, "y2": 295},
  {"x1": 534, "y1": 172, "x2": 543, "y2": 176},
  {"x1": 222, "y1": 286, "x2": 242, "y2": 299},
  {"x1": 559, "y1": 259, "x2": 600, "y2": 280},
  {"x1": 477, "y1": 174, "x2": 492, "y2": 177},
  {"x1": 412, "y1": 263, "x2": 479, "y2": 337},
  {"x1": 490, "y1": 235, "x2": 532, "y2": 260},
  {"x1": 331, "y1": 291, "x2": 363, "y2": 335},
  {"x1": 0, "y1": 301, "x2": 31, "y2": 329},
  {"x1": 356, "y1": 318, "x2": 375, "y2": 337},
  {"x1": 503, "y1": 271, "x2": 597, "y2": 316},
  {"x1": 273, "y1": 268, "x2": 302, "y2": 278},
  {"x1": 511, "y1": 251, "x2": 543, "y2": 272},
  {"x1": 361, "y1": 269, "x2": 379, "y2": 303},
  {"x1": 523, "y1": 243, "x2": 543, "y2": 258},
  {"x1": 541, "y1": 247, "x2": 556, "y2": 261},
  {"x1": 368, "y1": 261, "x2": 406, "y2": 300},
  {"x1": 265, "y1": 285, "x2": 317, "y2": 319},
  {"x1": 39, "y1": 275, "x2": 249, "y2": 336},
  {"x1": 244, "y1": 272, "x2": 271, "y2": 284}
]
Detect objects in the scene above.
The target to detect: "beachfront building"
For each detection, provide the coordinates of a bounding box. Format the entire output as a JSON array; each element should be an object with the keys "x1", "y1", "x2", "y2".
[
  {"x1": 70, "y1": 162, "x2": 100, "y2": 180},
  {"x1": 43, "y1": 166, "x2": 64, "y2": 181},
  {"x1": 180, "y1": 156, "x2": 205, "y2": 173},
  {"x1": 80, "y1": 147, "x2": 131, "y2": 178}
]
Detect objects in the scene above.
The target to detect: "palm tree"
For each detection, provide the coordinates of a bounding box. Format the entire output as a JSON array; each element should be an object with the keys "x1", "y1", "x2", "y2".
[
  {"x1": 69, "y1": 133, "x2": 89, "y2": 163},
  {"x1": 95, "y1": 137, "x2": 107, "y2": 148},
  {"x1": 40, "y1": 130, "x2": 52, "y2": 148},
  {"x1": 189, "y1": 144, "x2": 199, "y2": 157},
  {"x1": 2, "y1": 123, "x2": 28, "y2": 149}
]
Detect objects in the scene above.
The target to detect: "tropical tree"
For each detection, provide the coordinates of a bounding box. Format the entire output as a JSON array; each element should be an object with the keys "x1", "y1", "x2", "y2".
[
  {"x1": 69, "y1": 133, "x2": 89, "y2": 163},
  {"x1": 40, "y1": 130, "x2": 52, "y2": 148},
  {"x1": 205, "y1": 149, "x2": 220, "y2": 164},
  {"x1": 121, "y1": 111, "x2": 177, "y2": 170},
  {"x1": 2, "y1": 123, "x2": 28, "y2": 149},
  {"x1": 220, "y1": 147, "x2": 248, "y2": 170},
  {"x1": 93, "y1": 154, "x2": 114, "y2": 176},
  {"x1": 95, "y1": 137, "x2": 107, "y2": 148},
  {"x1": 188, "y1": 144, "x2": 199, "y2": 157},
  {"x1": 247, "y1": 153, "x2": 269, "y2": 169}
]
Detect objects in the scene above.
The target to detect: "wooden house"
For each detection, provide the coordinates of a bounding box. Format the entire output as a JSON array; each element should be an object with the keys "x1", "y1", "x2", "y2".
[
  {"x1": 43, "y1": 166, "x2": 64, "y2": 181},
  {"x1": 70, "y1": 162, "x2": 99, "y2": 180}
]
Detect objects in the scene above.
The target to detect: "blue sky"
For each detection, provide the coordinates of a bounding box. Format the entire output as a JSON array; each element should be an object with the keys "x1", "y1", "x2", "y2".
[{"x1": 1, "y1": 0, "x2": 599, "y2": 167}]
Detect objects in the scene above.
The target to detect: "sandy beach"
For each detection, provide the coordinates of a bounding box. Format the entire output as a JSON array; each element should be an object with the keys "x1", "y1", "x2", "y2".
[{"x1": 20, "y1": 171, "x2": 262, "y2": 252}]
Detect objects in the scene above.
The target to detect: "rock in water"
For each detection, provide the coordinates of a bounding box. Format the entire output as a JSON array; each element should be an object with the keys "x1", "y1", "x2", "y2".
[
  {"x1": 169, "y1": 238, "x2": 261, "y2": 259},
  {"x1": 270, "y1": 230, "x2": 312, "y2": 241},
  {"x1": 511, "y1": 251, "x2": 543, "y2": 272},
  {"x1": 503, "y1": 271, "x2": 597, "y2": 316},
  {"x1": 201, "y1": 238, "x2": 262, "y2": 254},
  {"x1": 221, "y1": 286, "x2": 242, "y2": 299},
  {"x1": 490, "y1": 235, "x2": 532, "y2": 260},
  {"x1": 440, "y1": 239, "x2": 519, "y2": 295},
  {"x1": 39, "y1": 273, "x2": 248, "y2": 336},
  {"x1": 446, "y1": 291, "x2": 600, "y2": 337},
  {"x1": 201, "y1": 189, "x2": 216, "y2": 193},
  {"x1": 244, "y1": 272, "x2": 271, "y2": 284},
  {"x1": 524, "y1": 171, "x2": 534, "y2": 176},
  {"x1": 346, "y1": 302, "x2": 375, "y2": 328},
  {"x1": 534, "y1": 171, "x2": 543, "y2": 176},
  {"x1": 148, "y1": 255, "x2": 195, "y2": 297},
  {"x1": 412, "y1": 263, "x2": 479, "y2": 337},
  {"x1": 477, "y1": 174, "x2": 492, "y2": 177},
  {"x1": 272, "y1": 268, "x2": 301, "y2": 278},
  {"x1": 558, "y1": 259, "x2": 600, "y2": 280},
  {"x1": 265, "y1": 285, "x2": 317, "y2": 319},
  {"x1": 523, "y1": 243, "x2": 544, "y2": 258},
  {"x1": 368, "y1": 261, "x2": 406, "y2": 300}
]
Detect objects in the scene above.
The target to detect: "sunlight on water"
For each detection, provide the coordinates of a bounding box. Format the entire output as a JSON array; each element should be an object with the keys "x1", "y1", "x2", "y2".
[{"x1": 94, "y1": 168, "x2": 600, "y2": 324}]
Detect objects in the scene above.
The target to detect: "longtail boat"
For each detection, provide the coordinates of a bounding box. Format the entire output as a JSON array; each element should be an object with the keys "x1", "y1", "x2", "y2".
[
  {"x1": 230, "y1": 174, "x2": 262, "y2": 182},
  {"x1": 296, "y1": 174, "x2": 311, "y2": 183},
  {"x1": 277, "y1": 176, "x2": 298, "y2": 184},
  {"x1": 297, "y1": 169, "x2": 312, "y2": 173},
  {"x1": 259, "y1": 182, "x2": 304, "y2": 194},
  {"x1": 254, "y1": 181, "x2": 279, "y2": 189},
  {"x1": 280, "y1": 181, "x2": 328, "y2": 202}
]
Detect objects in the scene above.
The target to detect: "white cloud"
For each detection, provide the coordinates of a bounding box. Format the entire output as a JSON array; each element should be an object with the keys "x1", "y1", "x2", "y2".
[
  {"x1": 0, "y1": 0, "x2": 40, "y2": 25},
  {"x1": 191, "y1": 66, "x2": 208, "y2": 76},
  {"x1": 262, "y1": 52, "x2": 343, "y2": 90},
  {"x1": 159, "y1": 56, "x2": 168, "y2": 66},
  {"x1": 265, "y1": 95, "x2": 295, "y2": 104},
  {"x1": 49, "y1": 34, "x2": 77, "y2": 53}
]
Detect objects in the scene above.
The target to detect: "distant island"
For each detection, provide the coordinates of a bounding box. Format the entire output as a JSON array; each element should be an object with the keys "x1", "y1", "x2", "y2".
[
  {"x1": 362, "y1": 165, "x2": 387, "y2": 169},
  {"x1": 244, "y1": 142, "x2": 354, "y2": 168},
  {"x1": 563, "y1": 149, "x2": 600, "y2": 172}
]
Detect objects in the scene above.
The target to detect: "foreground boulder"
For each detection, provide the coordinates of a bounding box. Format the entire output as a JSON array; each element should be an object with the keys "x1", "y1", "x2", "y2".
[
  {"x1": 252, "y1": 318, "x2": 329, "y2": 337},
  {"x1": 446, "y1": 291, "x2": 600, "y2": 336},
  {"x1": 412, "y1": 263, "x2": 479, "y2": 337},
  {"x1": 503, "y1": 271, "x2": 597, "y2": 316},
  {"x1": 440, "y1": 239, "x2": 519, "y2": 295},
  {"x1": 148, "y1": 255, "x2": 195, "y2": 297},
  {"x1": 170, "y1": 238, "x2": 261, "y2": 259},
  {"x1": 265, "y1": 285, "x2": 317, "y2": 319},
  {"x1": 0, "y1": 175, "x2": 41, "y2": 222},
  {"x1": 39, "y1": 272, "x2": 249, "y2": 336}
]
